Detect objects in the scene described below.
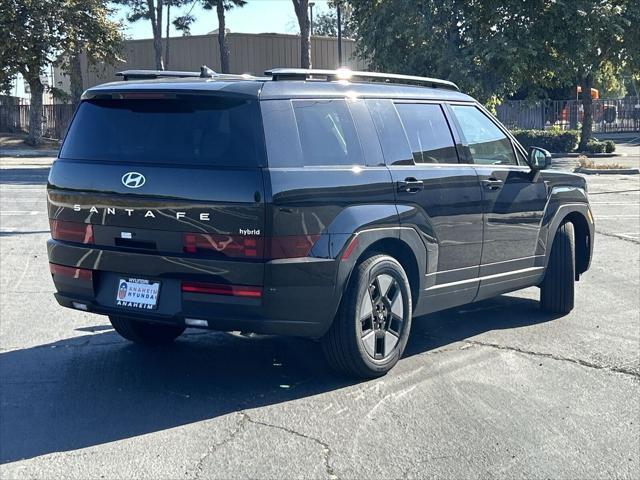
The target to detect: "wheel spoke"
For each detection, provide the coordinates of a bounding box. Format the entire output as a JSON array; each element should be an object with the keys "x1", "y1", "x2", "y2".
[
  {"x1": 390, "y1": 288, "x2": 403, "y2": 318},
  {"x1": 362, "y1": 330, "x2": 376, "y2": 357},
  {"x1": 377, "y1": 274, "x2": 393, "y2": 299},
  {"x1": 384, "y1": 330, "x2": 399, "y2": 354},
  {"x1": 388, "y1": 313, "x2": 403, "y2": 336}
]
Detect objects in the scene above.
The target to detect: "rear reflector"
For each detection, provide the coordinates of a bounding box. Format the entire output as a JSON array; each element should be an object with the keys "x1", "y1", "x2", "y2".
[
  {"x1": 183, "y1": 233, "x2": 319, "y2": 260},
  {"x1": 182, "y1": 281, "x2": 262, "y2": 298},
  {"x1": 49, "y1": 263, "x2": 92, "y2": 281},
  {"x1": 341, "y1": 236, "x2": 359, "y2": 261},
  {"x1": 50, "y1": 219, "x2": 94, "y2": 244}
]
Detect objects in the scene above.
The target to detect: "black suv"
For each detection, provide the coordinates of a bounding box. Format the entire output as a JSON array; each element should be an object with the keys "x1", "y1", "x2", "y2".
[{"x1": 47, "y1": 67, "x2": 594, "y2": 377}]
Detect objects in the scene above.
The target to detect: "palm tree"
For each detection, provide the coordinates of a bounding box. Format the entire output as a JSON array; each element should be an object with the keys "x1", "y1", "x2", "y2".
[{"x1": 203, "y1": 0, "x2": 247, "y2": 73}]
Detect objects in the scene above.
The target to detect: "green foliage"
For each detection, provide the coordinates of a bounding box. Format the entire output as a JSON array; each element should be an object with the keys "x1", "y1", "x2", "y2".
[
  {"x1": 348, "y1": 0, "x2": 637, "y2": 111},
  {"x1": 604, "y1": 140, "x2": 616, "y2": 153},
  {"x1": 313, "y1": 3, "x2": 355, "y2": 38},
  {"x1": 583, "y1": 139, "x2": 607, "y2": 153},
  {"x1": 511, "y1": 129, "x2": 580, "y2": 153}
]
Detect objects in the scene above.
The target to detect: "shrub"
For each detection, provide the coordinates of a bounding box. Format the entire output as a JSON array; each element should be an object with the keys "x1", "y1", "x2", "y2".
[
  {"x1": 511, "y1": 129, "x2": 580, "y2": 153},
  {"x1": 603, "y1": 140, "x2": 616, "y2": 153},
  {"x1": 583, "y1": 139, "x2": 607, "y2": 153}
]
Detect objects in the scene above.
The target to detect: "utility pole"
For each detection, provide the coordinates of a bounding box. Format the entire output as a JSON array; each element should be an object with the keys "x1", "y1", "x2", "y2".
[
  {"x1": 337, "y1": 1, "x2": 342, "y2": 65},
  {"x1": 309, "y1": 2, "x2": 315, "y2": 36}
]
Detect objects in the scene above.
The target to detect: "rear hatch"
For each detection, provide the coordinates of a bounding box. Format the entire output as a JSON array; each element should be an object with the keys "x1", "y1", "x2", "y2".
[{"x1": 48, "y1": 91, "x2": 267, "y2": 307}]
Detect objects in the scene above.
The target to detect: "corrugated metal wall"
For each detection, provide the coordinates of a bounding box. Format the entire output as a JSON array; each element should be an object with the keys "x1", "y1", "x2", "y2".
[{"x1": 80, "y1": 33, "x2": 366, "y2": 89}]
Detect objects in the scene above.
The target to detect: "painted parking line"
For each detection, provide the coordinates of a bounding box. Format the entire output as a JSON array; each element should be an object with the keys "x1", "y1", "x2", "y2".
[{"x1": 0, "y1": 211, "x2": 42, "y2": 215}]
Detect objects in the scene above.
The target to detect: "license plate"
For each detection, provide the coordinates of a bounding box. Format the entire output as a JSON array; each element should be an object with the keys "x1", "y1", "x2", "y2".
[{"x1": 115, "y1": 278, "x2": 160, "y2": 310}]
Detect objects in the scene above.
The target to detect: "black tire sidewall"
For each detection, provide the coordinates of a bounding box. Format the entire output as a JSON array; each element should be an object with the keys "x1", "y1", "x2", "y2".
[{"x1": 347, "y1": 256, "x2": 412, "y2": 374}]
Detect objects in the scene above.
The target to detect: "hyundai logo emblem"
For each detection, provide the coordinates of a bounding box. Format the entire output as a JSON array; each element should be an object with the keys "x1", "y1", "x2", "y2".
[{"x1": 121, "y1": 172, "x2": 146, "y2": 189}]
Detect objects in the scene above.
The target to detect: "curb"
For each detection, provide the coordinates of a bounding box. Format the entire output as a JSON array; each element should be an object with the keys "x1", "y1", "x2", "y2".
[
  {"x1": 0, "y1": 149, "x2": 59, "y2": 158},
  {"x1": 574, "y1": 167, "x2": 640, "y2": 175},
  {"x1": 551, "y1": 152, "x2": 624, "y2": 158}
]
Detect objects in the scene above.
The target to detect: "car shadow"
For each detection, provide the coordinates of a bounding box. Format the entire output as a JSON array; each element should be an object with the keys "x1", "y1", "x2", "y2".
[{"x1": 0, "y1": 293, "x2": 557, "y2": 464}]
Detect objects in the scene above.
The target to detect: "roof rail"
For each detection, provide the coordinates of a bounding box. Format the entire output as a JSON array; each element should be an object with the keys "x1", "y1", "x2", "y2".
[
  {"x1": 116, "y1": 65, "x2": 218, "y2": 81},
  {"x1": 264, "y1": 68, "x2": 459, "y2": 91}
]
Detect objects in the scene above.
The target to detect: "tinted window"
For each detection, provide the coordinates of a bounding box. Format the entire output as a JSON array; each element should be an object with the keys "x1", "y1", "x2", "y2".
[
  {"x1": 61, "y1": 95, "x2": 264, "y2": 166},
  {"x1": 292, "y1": 99, "x2": 363, "y2": 166},
  {"x1": 451, "y1": 105, "x2": 517, "y2": 165},
  {"x1": 395, "y1": 103, "x2": 458, "y2": 164}
]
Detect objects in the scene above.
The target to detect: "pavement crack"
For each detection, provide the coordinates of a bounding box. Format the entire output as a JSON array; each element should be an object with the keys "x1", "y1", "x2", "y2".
[
  {"x1": 595, "y1": 229, "x2": 640, "y2": 244},
  {"x1": 243, "y1": 413, "x2": 339, "y2": 480},
  {"x1": 465, "y1": 340, "x2": 640, "y2": 379},
  {"x1": 191, "y1": 412, "x2": 249, "y2": 479}
]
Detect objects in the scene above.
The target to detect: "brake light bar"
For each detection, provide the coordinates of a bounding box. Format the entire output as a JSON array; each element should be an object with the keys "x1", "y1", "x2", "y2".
[
  {"x1": 49, "y1": 263, "x2": 92, "y2": 281},
  {"x1": 50, "y1": 219, "x2": 94, "y2": 244},
  {"x1": 181, "y1": 281, "x2": 262, "y2": 298}
]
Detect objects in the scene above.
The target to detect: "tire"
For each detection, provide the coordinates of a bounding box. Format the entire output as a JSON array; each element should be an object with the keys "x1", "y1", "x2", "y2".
[
  {"x1": 109, "y1": 315, "x2": 185, "y2": 345},
  {"x1": 322, "y1": 254, "x2": 412, "y2": 378},
  {"x1": 540, "y1": 221, "x2": 575, "y2": 314}
]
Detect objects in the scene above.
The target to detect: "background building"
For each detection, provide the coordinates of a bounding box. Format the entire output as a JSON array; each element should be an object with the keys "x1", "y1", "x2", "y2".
[{"x1": 53, "y1": 32, "x2": 365, "y2": 94}]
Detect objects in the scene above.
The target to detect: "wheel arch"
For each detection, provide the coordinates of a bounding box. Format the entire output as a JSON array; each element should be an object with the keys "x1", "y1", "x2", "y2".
[
  {"x1": 545, "y1": 205, "x2": 594, "y2": 278},
  {"x1": 336, "y1": 228, "x2": 427, "y2": 313}
]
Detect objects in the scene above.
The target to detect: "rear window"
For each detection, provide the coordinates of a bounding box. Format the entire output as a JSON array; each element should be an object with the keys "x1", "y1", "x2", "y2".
[
  {"x1": 60, "y1": 95, "x2": 264, "y2": 167},
  {"x1": 292, "y1": 99, "x2": 364, "y2": 166}
]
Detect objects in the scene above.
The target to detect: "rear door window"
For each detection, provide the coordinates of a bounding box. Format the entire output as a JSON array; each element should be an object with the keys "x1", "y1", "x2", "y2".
[
  {"x1": 291, "y1": 99, "x2": 364, "y2": 166},
  {"x1": 450, "y1": 105, "x2": 517, "y2": 165},
  {"x1": 60, "y1": 94, "x2": 265, "y2": 167},
  {"x1": 394, "y1": 103, "x2": 458, "y2": 164}
]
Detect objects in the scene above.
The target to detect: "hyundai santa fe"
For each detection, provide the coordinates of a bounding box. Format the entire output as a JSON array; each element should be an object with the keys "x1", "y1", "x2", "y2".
[{"x1": 47, "y1": 67, "x2": 594, "y2": 378}]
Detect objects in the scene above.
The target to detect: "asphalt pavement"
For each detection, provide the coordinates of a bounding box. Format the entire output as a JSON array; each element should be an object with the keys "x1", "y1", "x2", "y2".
[{"x1": 0, "y1": 153, "x2": 638, "y2": 479}]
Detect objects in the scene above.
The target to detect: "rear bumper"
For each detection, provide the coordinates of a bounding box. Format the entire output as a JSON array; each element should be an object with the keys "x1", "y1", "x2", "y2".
[{"x1": 48, "y1": 240, "x2": 341, "y2": 338}]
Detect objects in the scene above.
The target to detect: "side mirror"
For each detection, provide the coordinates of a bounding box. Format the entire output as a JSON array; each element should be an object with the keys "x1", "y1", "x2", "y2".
[{"x1": 529, "y1": 147, "x2": 552, "y2": 171}]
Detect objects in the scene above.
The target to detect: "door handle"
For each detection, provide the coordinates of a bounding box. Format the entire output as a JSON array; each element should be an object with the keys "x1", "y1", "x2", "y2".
[
  {"x1": 482, "y1": 178, "x2": 503, "y2": 191},
  {"x1": 397, "y1": 177, "x2": 424, "y2": 193}
]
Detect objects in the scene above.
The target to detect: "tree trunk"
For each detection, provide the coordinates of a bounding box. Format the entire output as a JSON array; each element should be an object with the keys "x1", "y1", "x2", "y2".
[
  {"x1": 578, "y1": 73, "x2": 593, "y2": 151},
  {"x1": 147, "y1": 0, "x2": 165, "y2": 69},
  {"x1": 26, "y1": 75, "x2": 44, "y2": 146},
  {"x1": 69, "y1": 50, "x2": 84, "y2": 107},
  {"x1": 217, "y1": 1, "x2": 230, "y2": 73},
  {"x1": 293, "y1": 0, "x2": 311, "y2": 68},
  {"x1": 165, "y1": 2, "x2": 170, "y2": 69}
]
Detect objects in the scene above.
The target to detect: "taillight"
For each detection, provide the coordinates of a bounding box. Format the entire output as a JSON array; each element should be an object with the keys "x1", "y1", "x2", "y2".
[
  {"x1": 49, "y1": 263, "x2": 92, "y2": 281},
  {"x1": 50, "y1": 219, "x2": 94, "y2": 244},
  {"x1": 182, "y1": 233, "x2": 264, "y2": 258},
  {"x1": 181, "y1": 281, "x2": 262, "y2": 298},
  {"x1": 182, "y1": 233, "x2": 319, "y2": 259}
]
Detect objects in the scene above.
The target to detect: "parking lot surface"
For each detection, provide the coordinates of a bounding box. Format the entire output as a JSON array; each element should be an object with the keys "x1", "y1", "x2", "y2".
[{"x1": 0, "y1": 154, "x2": 638, "y2": 479}]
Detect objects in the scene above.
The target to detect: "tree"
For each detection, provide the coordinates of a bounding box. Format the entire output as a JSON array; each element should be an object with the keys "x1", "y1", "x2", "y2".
[
  {"x1": 539, "y1": 1, "x2": 635, "y2": 149},
  {"x1": 348, "y1": 0, "x2": 535, "y2": 105},
  {"x1": 313, "y1": 2, "x2": 354, "y2": 38},
  {"x1": 0, "y1": 0, "x2": 61, "y2": 144},
  {"x1": 114, "y1": 0, "x2": 165, "y2": 69},
  {"x1": 349, "y1": 0, "x2": 636, "y2": 143},
  {"x1": 291, "y1": 0, "x2": 311, "y2": 68},
  {"x1": 0, "y1": 0, "x2": 122, "y2": 144},
  {"x1": 202, "y1": 0, "x2": 247, "y2": 74},
  {"x1": 58, "y1": 0, "x2": 123, "y2": 106}
]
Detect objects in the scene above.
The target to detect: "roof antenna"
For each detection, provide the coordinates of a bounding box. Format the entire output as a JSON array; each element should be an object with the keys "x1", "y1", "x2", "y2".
[{"x1": 200, "y1": 65, "x2": 217, "y2": 78}]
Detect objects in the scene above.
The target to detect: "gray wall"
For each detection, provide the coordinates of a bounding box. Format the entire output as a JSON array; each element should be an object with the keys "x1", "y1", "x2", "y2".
[{"x1": 56, "y1": 32, "x2": 365, "y2": 91}]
